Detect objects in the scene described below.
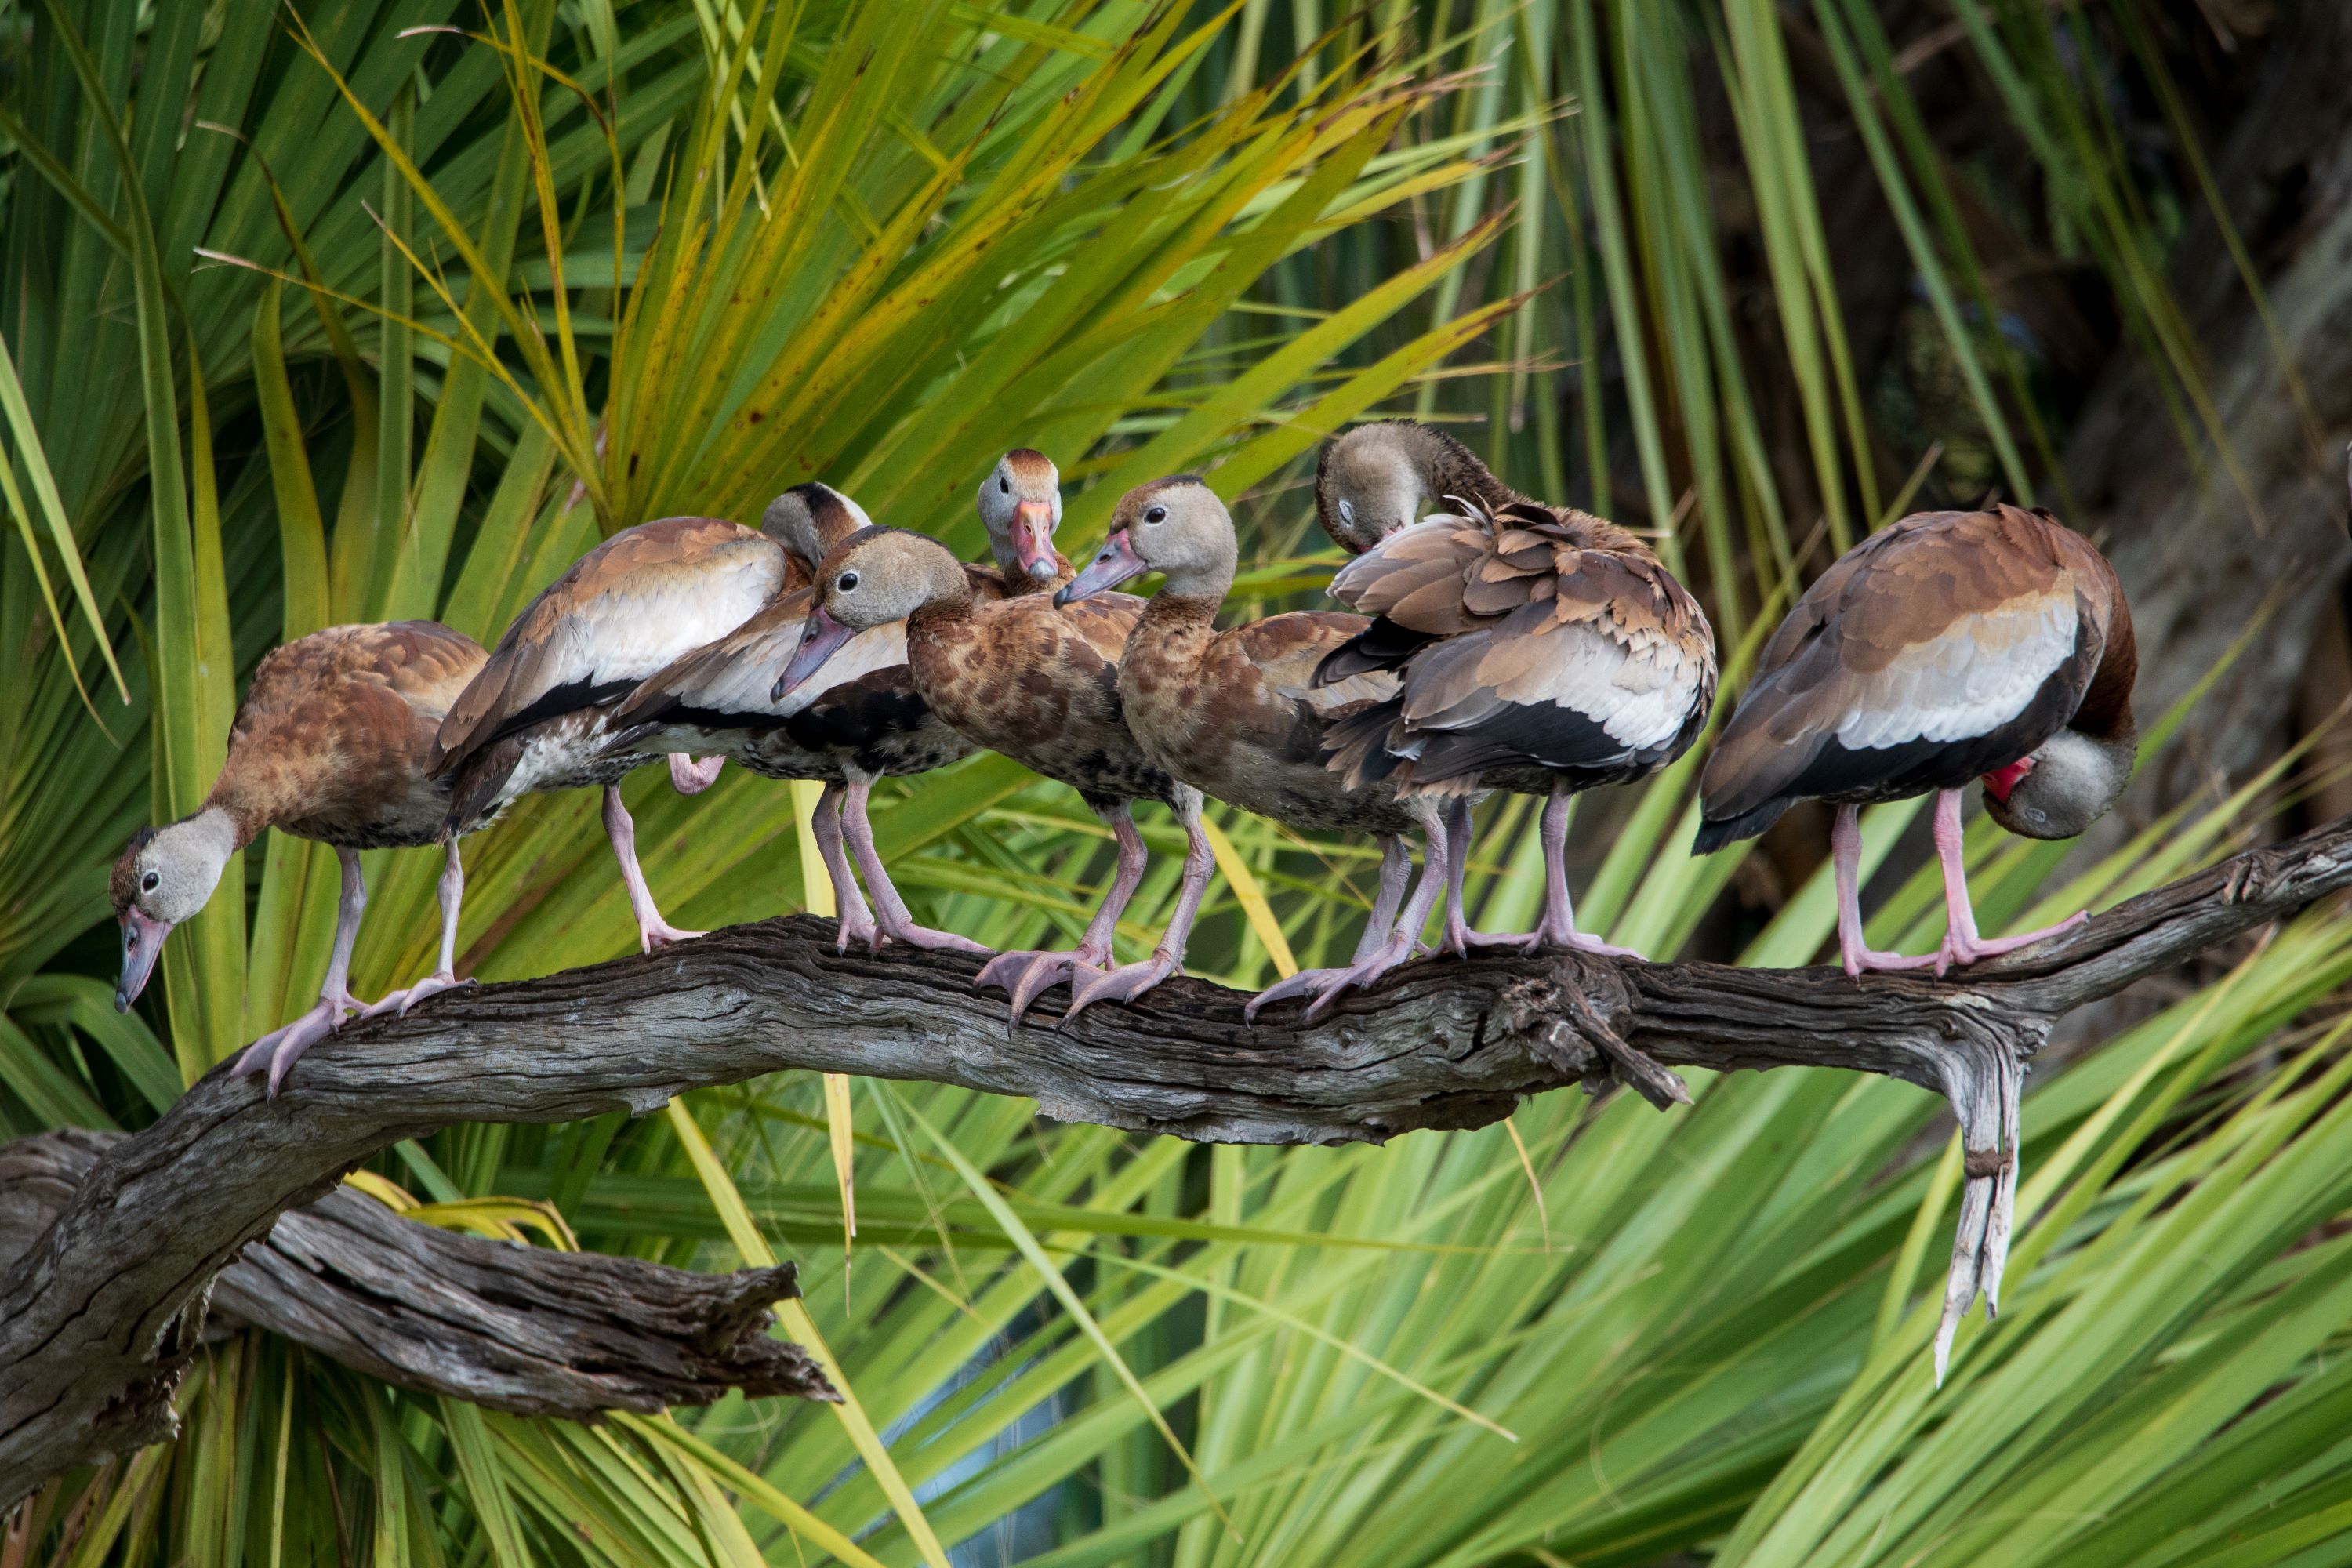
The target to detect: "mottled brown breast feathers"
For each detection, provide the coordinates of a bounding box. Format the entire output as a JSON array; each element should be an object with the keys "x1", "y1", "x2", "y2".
[
  {"x1": 209, "y1": 621, "x2": 488, "y2": 847},
  {"x1": 906, "y1": 591, "x2": 1167, "y2": 806}
]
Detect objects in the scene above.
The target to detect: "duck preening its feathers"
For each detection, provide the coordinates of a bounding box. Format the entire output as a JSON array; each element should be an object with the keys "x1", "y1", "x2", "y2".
[
  {"x1": 1315, "y1": 498, "x2": 1715, "y2": 799},
  {"x1": 608, "y1": 488, "x2": 979, "y2": 954},
  {"x1": 1315, "y1": 419, "x2": 1523, "y2": 555},
  {"x1": 1304, "y1": 426, "x2": 1719, "y2": 959},
  {"x1": 1695, "y1": 503, "x2": 2136, "y2": 975},
  {"x1": 425, "y1": 513, "x2": 794, "y2": 957},
  {"x1": 430, "y1": 516, "x2": 786, "y2": 833}
]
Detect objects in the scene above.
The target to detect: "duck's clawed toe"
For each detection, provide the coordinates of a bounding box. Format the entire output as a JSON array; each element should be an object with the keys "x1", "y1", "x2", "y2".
[
  {"x1": 877, "y1": 917, "x2": 992, "y2": 957},
  {"x1": 1526, "y1": 918, "x2": 1647, "y2": 961},
  {"x1": 977, "y1": 949, "x2": 1097, "y2": 1025},
  {"x1": 1243, "y1": 967, "x2": 1353, "y2": 1022},
  {"x1": 1439, "y1": 920, "x2": 1530, "y2": 957},
  {"x1": 639, "y1": 920, "x2": 707, "y2": 953},
  {"x1": 363, "y1": 971, "x2": 475, "y2": 1019},
  {"x1": 835, "y1": 912, "x2": 883, "y2": 955},
  {"x1": 234, "y1": 996, "x2": 354, "y2": 1098},
  {"x1": 1062, "y1": 955, "x2": 1179, "y2": 1022},
  {"x1": 1296, "y1": 934, "x2": 1420, "y2": 1022},
  {"x1": 1936, "y1": 911, "x2": 2089, "y2": 975}
]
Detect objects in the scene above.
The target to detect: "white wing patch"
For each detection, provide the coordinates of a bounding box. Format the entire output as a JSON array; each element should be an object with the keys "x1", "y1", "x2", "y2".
[
  {"x1": 573, "y1": 550, "x2": 782, "y2": 687},
  {"x1": 1424, "y1": 623, "x2": 1703, "y2": 753},
  {"x1": 1833, "y1": 591, "x2": 2078, "y2": 751}
]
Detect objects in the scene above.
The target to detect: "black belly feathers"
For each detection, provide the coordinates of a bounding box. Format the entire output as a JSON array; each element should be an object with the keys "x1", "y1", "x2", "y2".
[{"x1": 1694, "y1": 505, "x2": 2130, "y2": 854}]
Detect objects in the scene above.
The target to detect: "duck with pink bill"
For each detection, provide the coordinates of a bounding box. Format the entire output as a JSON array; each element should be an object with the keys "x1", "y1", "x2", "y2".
[
  {"x1": 774, "y1": 501, "x2": 1179, "y2": 1021},
  {"x1": 1057, "y1": 477, "x2": 1443, "y2": 1021},
  {"x1": 111, "y1": 621, "x2": 492, "y2": 1097}
]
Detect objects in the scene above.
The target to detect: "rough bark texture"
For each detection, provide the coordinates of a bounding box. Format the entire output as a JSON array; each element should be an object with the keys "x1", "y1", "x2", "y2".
[
  {"x1": 4, "y1": 811, "x2": 2350, "y2": 1504},
  {"x1": 0, "y1": 1130, "x2": 837, "y2": 1421}
]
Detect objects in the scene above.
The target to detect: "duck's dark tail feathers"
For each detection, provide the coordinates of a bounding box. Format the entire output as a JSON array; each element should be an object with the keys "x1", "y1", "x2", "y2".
[
  {"x1": 1690, "y1": 797, "x2": 1791, "y2": 857},
  {"x1": 597, "y1": 720, "x2": 663, "y2": 760},
  {"x1": 1320, "y1": 700, "x2": 1408, "y2": 790},
  {"x1": 1313, "y1": 619, "x2": 1440, "y2": 687},
  {"x1": 443, "y1": 735, "x2": 525, "y2": 838}
]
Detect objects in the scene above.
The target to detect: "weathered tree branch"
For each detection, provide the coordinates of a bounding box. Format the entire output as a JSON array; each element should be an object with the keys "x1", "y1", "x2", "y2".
[
  {"x1": 0, "y1": 1130, "x2": 837, "y2": 1419},
  {"x1": 4, "y1": 811, "x2": 2348, "y2": 1504}
]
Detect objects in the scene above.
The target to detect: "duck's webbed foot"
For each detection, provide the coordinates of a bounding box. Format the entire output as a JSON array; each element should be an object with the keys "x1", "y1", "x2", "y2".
[
  {"x1": 233, "y1": 992, "x2": 361, "y2": 1098},
  {"x1": 1839, "y1": 939, "x2": 1939, "y2": 978},
  {"x1": 1243, "y1": 967, "x2": 1357, "y2": 1022},
  {"x1": 638, "y1": 916, "x2": 707, "y2": 953},
  {"x1": 835, "y1": 906, "x2": 883, "y2": 955},
  {"x1": 1504, "y1": 906, "x2": 1649, "y2": 959},
  {"x1": 361, "y1": 971, "x2": 476, "y2": 1020},
  {"x1": 1298, "y1": 931, "x2": 1421, "y2": 1022},
  {"x1": 1062, "y1": 954, "x2": 1181, "y2": 1022},
  {"x1": 1936, "y1": 911, "x2": 2089, "y2": 975},
  {"x1": 873, "y1": 909, "x2": 990, "y2": 957},
  {"x1": 669, "y1": 753, "x2": 725, "y2": 795},
  {"x1": 1439, "y1": 917, "x2": 1526, "y2": 956},
  {"x1": 978, "y1": 942, "x2": 1114, "y2": 1025}
]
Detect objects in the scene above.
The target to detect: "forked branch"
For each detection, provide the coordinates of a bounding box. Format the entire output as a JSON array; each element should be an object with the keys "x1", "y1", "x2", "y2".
[
  {"x1": 3, "y1": 811, "x2": 2347, "y2": 1504},
  {"x1": 0, "y1": 1130, "x2": 837, "y2": 1420}
]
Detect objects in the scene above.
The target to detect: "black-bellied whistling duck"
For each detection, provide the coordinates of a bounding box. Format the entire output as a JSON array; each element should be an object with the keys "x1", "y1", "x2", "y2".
[
  {"x1": 1311, "y1": 468, "x2": 1717, "y2": 956},
  {"x1": 1057, "y1": 477, "x2": 1441, "y2": 1020},
  {"x1": 110, "y1": 622, "x2": 489, "y2": 1094},
  {"x1": 430, "y1": 516, "x2": 788, "y2": 953},
  {"x1": 975, "y1": 448, "x2": 1069, "y2": 593},
  {"x1": 776, "y1": 525, "x2": 1188, "y2": 1019},
  {"x1": 1695, "y1": 503, "x2": 2136, "y2": 976},
  {"x1": 604, "y1": 484, "x2": 980, "y2": 953},
  {"x1": 1312, "y1": 420, "x2": 1715, "y2": 954}
]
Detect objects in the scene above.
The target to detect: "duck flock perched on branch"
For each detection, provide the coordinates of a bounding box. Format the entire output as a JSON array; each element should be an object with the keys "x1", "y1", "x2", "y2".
[{"x1": 108, "y1": 421, "x2": 2137, "y2": 1095}]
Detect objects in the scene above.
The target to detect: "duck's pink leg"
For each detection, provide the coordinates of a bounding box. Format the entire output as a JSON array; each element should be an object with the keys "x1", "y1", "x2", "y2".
[
  {"x1": 1290, "y1": 804, "x2": 1450, "y2": 1021},
  {"x1": 363, "y1": 837, "x2": 478, "y2": 1018},
  {"x1": 841, "y1": 774, "x2": 990, "y2": 956},
  {"x1": 669, "y1": 753, "x2": 725, "y2": 795},
  {"x1": 1926, "y1": 789, "x2": 2086, "y2": 975},
  {"x1": 1246, "y1": 834, "x2": 1411, "y2": 1020},
  {"x1": 1065, "y1": 792, "x2": 1212, "y2": 1019},
  {"x1": 1833, "y1": 804, "x2": 1933, "y2": 977},
  {"x1": 811, "y1": 782, "x2": 880, "y2": 953},
  {"x1": 237, "y1": 847, "x2": 371, "y2": 1096},
  {"x1": 980, "y1": 801, "x2": 1151, "y2": 1024},
  {"x1": 604, "y1": 786, "x2": 705, "y2": 952},
  {"x1": 1523, "y1": 782, "x2": 1643, "y2": 957},
  {"x1": 1438, "y1": 797, "x2": 1530, "y2": 954}
]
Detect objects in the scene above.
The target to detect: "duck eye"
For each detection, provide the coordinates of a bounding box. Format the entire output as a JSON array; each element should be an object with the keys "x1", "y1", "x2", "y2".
[
  {"x1": 140, "y1": 870, "x2": 159, "y2": 894},
  {"x1": 1337, "y1": 499, "x2": 1356, "y2": 525},
  {"x1": 1144, "y1": 506, "x2": 1168, "y2": 525},
  {"x1": 999, "y1": 476, "x2": 1010, "y2": 494},
  {"x1": 837, "y1": 570, "x2": 859, "y2": 593}
]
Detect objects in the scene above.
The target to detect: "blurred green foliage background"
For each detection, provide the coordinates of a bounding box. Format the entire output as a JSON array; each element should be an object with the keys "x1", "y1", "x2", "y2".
[{"x1": 3, "y1": 2, "x2": 2349, "y2": 1564}]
